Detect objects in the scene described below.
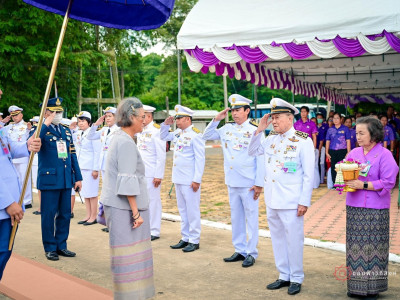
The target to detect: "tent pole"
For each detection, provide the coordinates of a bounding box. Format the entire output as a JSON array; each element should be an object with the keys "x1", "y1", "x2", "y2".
[
  {"x1": 177, "y1": 49, "x2": 182, "y2": 105},
  {"x1": 223, "y1": 74, "x2": 228, "y2": 122},
  {"x1": 254, "y1": 84, "x2": 258, "y2": 120},
  {"x1": 8, "y1": 0, "x2": 73, "y2": 250}
]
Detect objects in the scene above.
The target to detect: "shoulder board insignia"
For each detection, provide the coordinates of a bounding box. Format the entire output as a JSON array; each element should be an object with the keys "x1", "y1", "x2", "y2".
[
  {"x1": 250, "y1": 120, "x2": 258, "y2": 127},
  {"x1": 96, "y1": 126, "x2": 103, "y2": 131},
  {"x1": 61, "y1": 124, "x2": 69, "y2": 128},
  {"x1": 153, "y1": 123, "x2": 160, "y2": 129},
  {"x1": 295, "y1": 130, "x2": 308, "y2": 140},
  {"x1": 268, "y1": 130, "x2": 278, "y2": 137},
  {"x1": 192, "y1": 127, "x2": 201, "y2": 134},
  {"x1": 227, "y1": 121, "x2": 235, "y2": 125}
]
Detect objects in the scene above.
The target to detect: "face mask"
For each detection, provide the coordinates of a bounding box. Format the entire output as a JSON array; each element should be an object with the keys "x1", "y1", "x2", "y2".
[
  {"x1": 52, "y1": 113, "x2": 63, "y2": 125},
  {"x1": 352, "y1": 122, "x2": 356, "y2": 127},
  {"x1": 317, "y1": 119, "x2": 323, "y2": 124}
]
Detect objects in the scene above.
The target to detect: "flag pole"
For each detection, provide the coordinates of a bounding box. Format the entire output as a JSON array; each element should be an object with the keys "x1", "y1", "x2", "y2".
[{"x1": 9, "y1": 0, "x2": 74, "y2": 250}]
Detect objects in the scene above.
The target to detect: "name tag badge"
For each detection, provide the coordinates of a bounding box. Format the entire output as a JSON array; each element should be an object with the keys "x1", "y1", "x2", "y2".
[
  {"x1": 283, "y1": 161, "x2": 297, "y2": 173},
  {"x1": 359, "y1": 162, "x2": 371, "y2": 177},
  {"x1": 56, "y1": 140, "x2": 68, "y2": 159}
]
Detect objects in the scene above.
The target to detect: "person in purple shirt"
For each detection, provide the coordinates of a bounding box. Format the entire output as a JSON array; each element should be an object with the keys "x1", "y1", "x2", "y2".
[
  {"x1": 294, "y1": 106, "x2": 318, "y2": 148},
  {"x1": 344, "y1": 117, "x2": 357, "y2": 149},
  {"x1": 380, "y1": 115, "x2": 395, "y2": 153},
  {"x1": 345, "y1": 117, "x2": 398, "y2": 299},
  {"x1": 316, "y1": 113, "x2": 329, "y2": 184},
  {"x1": 325, "y1": 112, "x2": 351, "y2": 183},
  {"x1": 387, "y1": 105, "x2": 400, "y2": 134}
]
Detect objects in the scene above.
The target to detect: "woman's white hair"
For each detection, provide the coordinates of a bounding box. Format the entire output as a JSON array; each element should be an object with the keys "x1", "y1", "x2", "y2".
[{"x1": 116, "y1": 97, "x2": 143, "y2": 127}]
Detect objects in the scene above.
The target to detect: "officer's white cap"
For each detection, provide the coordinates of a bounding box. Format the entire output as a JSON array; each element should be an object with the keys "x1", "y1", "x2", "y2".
[
  {"x1": 61, "y1": 118, "x2": 72, "y2": 126},
  {"x1": 30, "y1": 116, "x2": 40, "y2": 122},
  {"x1": 0, "y1": 112, "x2": 3, "y2": 116},
  {"x1": 143, "y1": 105, "x2": 156, "y2": 113},
  {"x1": 228, "y1": 94, "x2": 252, "y2": 108},
  {"x1": 270, "y1": 98, "x2": 299, "y2": 115},
  {"x1": 103, "y1": 106, "x2": 117, "y2": 114},
  {"x1": 77, "y1": 111, "x2": 91, "y2": 120},
  {"x1": 8, "y1": 105, "x2": 23, "y2": 115},
  {"x1": 174, "y1": 105, "x2": 193, "y2": 117},
  {"x1": 70, "y1": 117, "x2": 78, "y2": 123}
]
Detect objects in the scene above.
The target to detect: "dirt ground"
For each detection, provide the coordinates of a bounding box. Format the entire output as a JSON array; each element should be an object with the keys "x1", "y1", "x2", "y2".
[{"x1": 3, "y1": 199, "x2": 400, "y2": 300}]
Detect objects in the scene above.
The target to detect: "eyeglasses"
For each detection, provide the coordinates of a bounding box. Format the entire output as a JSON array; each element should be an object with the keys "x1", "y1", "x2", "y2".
[{"x1": 136, "y1": 114, "x2": 145, "y2": 120}]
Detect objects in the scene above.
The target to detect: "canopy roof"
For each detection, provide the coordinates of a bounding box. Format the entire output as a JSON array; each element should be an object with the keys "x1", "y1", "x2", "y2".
[
  {"x1": 24, "y1": 0, "x2": 175, "y2": 30},
  {"x1": 177, "y1": 0, "x2": 400, "y2": 107}
]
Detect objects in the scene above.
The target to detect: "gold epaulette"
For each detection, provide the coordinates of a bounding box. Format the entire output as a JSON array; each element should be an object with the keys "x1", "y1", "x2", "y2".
[
  {"x1": 295, "y1": 130, "x2": 308, "y2": 140},
  {"x1": 192, "y1": 127, "x2": 201, "y2": 134},
  {"x1": 227, "y1": 121, "x2": 235, "y2": 124},
  {"x1": 61, "y1": 124, "x2": 69, "y2": 128},
  {"x1": 250, "y1": 120, "x2": 258, "y2": 127},
  {"x1": 96, "y1": 126, "x2": 103, "y2": 131},
  {"x1": 153, "y1": 123, "x2": 160, "y2": 129},
  {"x1": 268, "y1": 130, "x2": 278, "y2": 137}
]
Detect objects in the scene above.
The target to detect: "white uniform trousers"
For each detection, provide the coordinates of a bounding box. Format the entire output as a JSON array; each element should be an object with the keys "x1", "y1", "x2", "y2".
[
  {"x1": 327, "y1": 167, "x2": 334, "y2": 189},
  {"x1": 313, "y1": 149, "x2": 320, "y2": 189},
  {"x1": 319, "y1": 146, "x2": 326, "y2": 184},
  {"x1": 146, "y1": 177, "x2": 162, "y2": 237},
  {"x1": 32, "y1": 164, "x2": 38, "y2": 189},
  {"x1": 14, "y1": 162, "x2": 32, "y2": 205},
  {"x1": 228, "y1": 186, "x2": 259, "y2": 259},
  {"x1": 175, "y1": 184, "x2": 201, "y2": 244},
  {"x1": 267, "y1": 207, "x2": 305, "y2": 284}
]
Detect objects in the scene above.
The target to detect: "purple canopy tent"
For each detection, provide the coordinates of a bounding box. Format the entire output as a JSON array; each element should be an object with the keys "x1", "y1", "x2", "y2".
[
  {"x1": 9, "y1": 0, "x2": 175, "y2": 249},
  {"x1": 177, "y1": 0, "x2": 400, "y2": 109}
]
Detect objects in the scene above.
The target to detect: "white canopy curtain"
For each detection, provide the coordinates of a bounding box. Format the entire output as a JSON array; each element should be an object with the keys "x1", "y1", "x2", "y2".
[{"x1": 177, "y1": 0, "x2": 400, "y2": 107}]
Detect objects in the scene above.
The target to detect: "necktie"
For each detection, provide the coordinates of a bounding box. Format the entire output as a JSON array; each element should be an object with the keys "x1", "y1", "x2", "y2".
[
  {"x1": 107, "y1": 128, "x2": 111, "y2": 135},
  {"x1": 55, "y1": 125, "x2": 61, "y2": 135}
]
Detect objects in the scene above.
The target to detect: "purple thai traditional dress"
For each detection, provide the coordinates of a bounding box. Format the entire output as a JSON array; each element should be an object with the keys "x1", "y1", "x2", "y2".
[{"x1": 345, "y1": 143, "x2": 398, "y2": 296}]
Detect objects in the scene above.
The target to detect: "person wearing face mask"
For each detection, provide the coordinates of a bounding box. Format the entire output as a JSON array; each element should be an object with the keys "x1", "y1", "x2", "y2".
[
  {"x1": 4, "y1": 106, "x2": 33, "y2": 209},
  {"x1": 29, "y1": 97, "x2": 82, "y2": 261},
  {"x1": 344, "y1": 117, "x2": 357, "y2": 149}
]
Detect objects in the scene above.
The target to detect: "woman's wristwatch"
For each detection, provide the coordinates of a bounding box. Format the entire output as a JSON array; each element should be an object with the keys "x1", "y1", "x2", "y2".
[{"x1": 363, "y1": 181, "x2": 368, "y2": 190}]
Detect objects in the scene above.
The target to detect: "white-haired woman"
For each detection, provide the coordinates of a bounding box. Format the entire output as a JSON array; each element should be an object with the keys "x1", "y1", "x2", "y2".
[{"x1": 101, "y1": 98, "x2": 154, "y2": 300}]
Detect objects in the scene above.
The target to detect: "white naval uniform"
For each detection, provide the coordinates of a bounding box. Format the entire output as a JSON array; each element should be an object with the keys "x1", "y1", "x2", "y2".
[
  {"x1": 87, "y1": 124, "x2": 119, "y2": 176},
  {"x1": 248, "y1": 126, "x2": 314, "y2": 284},
  {"x1": 137, "y1": 121, "x2": 166, "y2": 237},
  {"x1": 5, "y1": 121, "x2": 32, "y2": 205},
  {"x1": 203, "y1": 119, "x2": 264, "y2": 259},
  {"x1": 76, "y1": 128, "x2": 101, "y2": 198},
  {"x1": 160, "y1": 123, "x2": 205, "y2": 244}
]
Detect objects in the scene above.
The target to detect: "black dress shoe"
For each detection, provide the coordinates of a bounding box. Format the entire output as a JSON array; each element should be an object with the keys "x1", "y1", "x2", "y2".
[
  {"x1": 45, "y1": 251, "x2": 59, "y2": 261},
  {"x1": 170, "y1": 240, "x2": 189, "y2": 249},
  {"x1": 242, "y1": 255, "x2": 255, "y2": 267},
  {"x1": 70, "y1": 212, "x2": 74, "y2": 219},
  {"x1": 151, "y1": 235, "x2": 160, "y2": 241},
  {"x1": 77, "y1": 220, "x2": 88, "y2": 224},
  {"x1": 223, "y1": 252, "x2": 246, "y2": 262},
  {"x1": 288, "y1": 282, "x2": 302, "y2": 295},
  {"x1": 83, "y1": 220, "x2": 97, "y2": 226},
  {"x1": 25, "y1": 204, "x2": 32, "y2": 209},
  {"x1": 182, "y1": 243, "x2": 199, "y2": 252},
  {"x1": 32, "y1": 210, "x2": 41, "y2": 215},
  {"x1": 266, "y1": 279, "x2": 290, "y2": 290},
  {"x1": 57, "y1": 249, "x2": 76, "y2": 257},
  {"x1": 101, "y1": 228, "x2": 109, "y2": 233}
]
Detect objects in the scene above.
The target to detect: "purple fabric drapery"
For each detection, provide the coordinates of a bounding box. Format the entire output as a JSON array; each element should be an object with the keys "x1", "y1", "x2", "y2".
[
  {"x1": 188, "y1": 31, "x2": 400, "y2": 66},
  {"x1": 348, "y1": 94, "x2": 400, "y2": 108}
]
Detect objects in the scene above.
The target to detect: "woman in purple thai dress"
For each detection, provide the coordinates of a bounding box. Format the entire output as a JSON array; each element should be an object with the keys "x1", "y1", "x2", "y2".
[{"x1": 345, "y1": 117, "x2": 398, "y2": 299}]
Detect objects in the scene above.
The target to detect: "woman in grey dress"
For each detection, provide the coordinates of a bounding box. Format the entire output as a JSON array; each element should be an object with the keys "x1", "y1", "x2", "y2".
[{"x1": 101, "y1": 97, "x2": 155, "y2": 300}]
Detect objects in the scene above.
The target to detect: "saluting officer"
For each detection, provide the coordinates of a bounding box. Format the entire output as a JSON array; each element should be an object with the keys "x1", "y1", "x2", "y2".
[
  {"x1": 75, "y1": 111, "x2": 101, "y2": 226},
  {"x1": 5, "y1": 106, "x2": 33, "y2": 209},
  {"x1": 30, "y1": 97, "x2": 82, "y2": 261},
  {"x1": 248, "y1": 98, "x2": 314, "y2": 295},
  {"x1": 136, "y1": 105, "x2": 166, "y2": 241},
  {"x1": 87, "y1": 106, "x2": 119, "y2": 177},
  {"x1": 160, "y1": 105, "x2": 205, "y2": 252},
  {"x1": 203, "y1": 94, "x2": 264, "y2": 268}
]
